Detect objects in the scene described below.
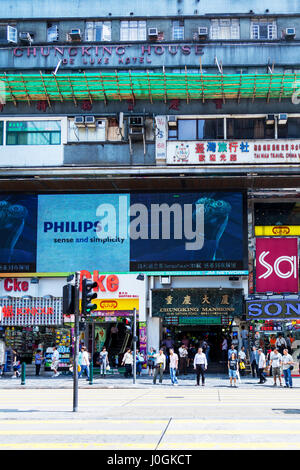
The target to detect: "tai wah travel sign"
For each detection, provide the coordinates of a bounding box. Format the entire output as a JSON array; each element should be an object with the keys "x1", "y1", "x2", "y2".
[{"x1": 256, "y1": 237, "x2": 299, "y2": 293}]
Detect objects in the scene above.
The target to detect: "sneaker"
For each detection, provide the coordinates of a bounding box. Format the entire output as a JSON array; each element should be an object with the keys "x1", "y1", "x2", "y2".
[
  {"x1": 273, "y1": 383, "x2": 277, "y2": 387},
  {"x1": 11, "y1": 375, "x2": 17, "y2": 379},
  {"x1": 174, "y1": 383, "x2": 178, "y2": 386}
]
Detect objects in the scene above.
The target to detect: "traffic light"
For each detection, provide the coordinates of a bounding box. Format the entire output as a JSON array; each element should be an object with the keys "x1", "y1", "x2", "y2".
[
  {"x1": 81, "y1": 278, "x2": 98, "y2": 315},
  {"x1": 62, "y1": 284, "x2": 75, "y2": 316},
  {"x1": 123, "y1": 317, "x2": 132, "y2": 333}
]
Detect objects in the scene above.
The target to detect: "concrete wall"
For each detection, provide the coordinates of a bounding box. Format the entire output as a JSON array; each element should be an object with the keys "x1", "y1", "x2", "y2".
[{"x1": 0, "y1": 0, "x2": 299, "y2": 19}]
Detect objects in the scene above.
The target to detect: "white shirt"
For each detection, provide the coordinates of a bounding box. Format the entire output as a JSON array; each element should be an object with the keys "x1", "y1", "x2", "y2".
[
  {"x1": 169, "y1": 353, "x2": 178, "y2": 369},
  {"x1": 270, "y1": 352, "x2": 282, "y2": 368},
  {"x1": 52, "y1": 350, "x2": 59, "y2": 362},
  {"x1": 238, "y1": 350, "x2": 246, "y2": 361},
  {"x1": 82, "y1": 351, "x2": 90, "y2": 366},
  {"x1": 258, "y1": 353, "x2": 266, "y2": 369},
  {"x1": 179, "y1": 347, "x2": 188, "y2": 358},
  {"x1": 155, "y1": 353, "x2": 166, "y2": 369},
  {"x1": 282, "y1": 354, "x2": 293, "y2": 370},
  {"x1": 122, "y1": 352, "x2": 133, "y2": 365},
  {"x1": 193, "y1": 353, "x2": 208, "y2": 369}
]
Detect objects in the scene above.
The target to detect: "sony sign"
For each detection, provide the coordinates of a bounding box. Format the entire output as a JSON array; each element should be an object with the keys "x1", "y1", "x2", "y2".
[{"x1": 246, "y1": 299, "x2": 300, "y2": 320}]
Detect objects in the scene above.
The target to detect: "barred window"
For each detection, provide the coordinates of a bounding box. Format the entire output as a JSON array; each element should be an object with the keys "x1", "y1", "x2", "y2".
[
  {"x1": 251, "y1": 19, "x2": 277, "y2": 40},
  {"x1": 172, "y1": 20, "x2": 184, "y2": 40},
  {"x1": 210, "y1": 19, "x2": 240, "y2": 40}
]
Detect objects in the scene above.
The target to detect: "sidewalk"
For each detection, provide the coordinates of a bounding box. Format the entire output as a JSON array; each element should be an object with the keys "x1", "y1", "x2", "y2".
[{"x1": 1, "y1": 372, "x2": 299, "y2": 389}]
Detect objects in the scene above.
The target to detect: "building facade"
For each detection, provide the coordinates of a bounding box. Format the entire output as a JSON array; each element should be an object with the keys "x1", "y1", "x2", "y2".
[{"x1": 0, "y1": 0, "x2": 300, "y2": 372}]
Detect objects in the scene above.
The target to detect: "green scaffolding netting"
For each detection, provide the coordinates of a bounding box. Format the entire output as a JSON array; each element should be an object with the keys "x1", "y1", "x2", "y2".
[{"x1": 0, "y1": 71, "x2": 299, "y2": 104}]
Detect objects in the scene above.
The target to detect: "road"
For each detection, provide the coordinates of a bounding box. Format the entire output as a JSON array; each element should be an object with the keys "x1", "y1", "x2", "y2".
[{"x1": 0, "y1": 385, "x2": 300, "y2": 450}]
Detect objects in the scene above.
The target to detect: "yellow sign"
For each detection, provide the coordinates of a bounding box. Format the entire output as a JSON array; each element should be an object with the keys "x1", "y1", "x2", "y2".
[
  {"x1": 95, "y1": 298, "x2": 139, "y2": 312},
  {"x1": 255, "y1": 226, "x2": 300, "y2": 237}
]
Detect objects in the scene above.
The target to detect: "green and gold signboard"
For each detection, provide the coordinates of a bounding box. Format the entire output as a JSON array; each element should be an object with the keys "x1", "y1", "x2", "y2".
[{"x1": 152, "y1": 289, "x2": 244, "y2": 318}]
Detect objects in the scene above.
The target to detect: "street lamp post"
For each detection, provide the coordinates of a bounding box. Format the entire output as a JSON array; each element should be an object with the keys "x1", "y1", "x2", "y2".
[
  {"x1": 73, "y1": 271, "x2": 80, "y2": 412},
  {"x1": 133, "y1": 307, "x2": 137, "y2": 385}
]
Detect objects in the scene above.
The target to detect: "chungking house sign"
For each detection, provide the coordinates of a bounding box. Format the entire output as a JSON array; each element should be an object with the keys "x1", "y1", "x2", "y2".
[
  {"x1": 9, "y1": 44, "x2": 204, "y2": 69},
  {"x1": 152, "y1": 289, "x2": 243, "y2": 317},
  {"x1": 166, "y1": 141, "x2": 300, "y2": 165}
]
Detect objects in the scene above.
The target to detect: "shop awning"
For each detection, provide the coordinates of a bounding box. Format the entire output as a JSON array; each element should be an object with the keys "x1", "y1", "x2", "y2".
[{"x1": 0, "y1": 71, "x2": 298, "y2": 105}]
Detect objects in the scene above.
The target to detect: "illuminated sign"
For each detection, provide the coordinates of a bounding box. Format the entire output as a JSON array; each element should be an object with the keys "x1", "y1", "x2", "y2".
[
  {"x1": 255, "y1": 226, "x2": 300, "y2": 236},
  {"x1": 246, "y1": 299, "x2": 300, "y2": 320}
]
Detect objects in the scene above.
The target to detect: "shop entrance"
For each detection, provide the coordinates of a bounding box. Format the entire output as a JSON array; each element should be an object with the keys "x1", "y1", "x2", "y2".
[{"x1": 162, "y1": 323, "x2": 231, "y2": 371}]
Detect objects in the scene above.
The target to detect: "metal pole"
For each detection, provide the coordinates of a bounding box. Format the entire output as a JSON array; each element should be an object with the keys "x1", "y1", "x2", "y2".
[
  {"x1": 133, "y1": 307, "x2": 137, "y2": 385},
  {"x1": 21, "y1": 362, "x2": 26, "y2": 385},
  {"x1": 73, "y1": 271, "x2": 80, "y2": 412}
]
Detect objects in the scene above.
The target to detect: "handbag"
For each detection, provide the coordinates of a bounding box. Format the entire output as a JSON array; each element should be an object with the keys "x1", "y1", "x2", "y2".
[{"x1": 289, "y1": 365, "x2": 294, "y2": 371}]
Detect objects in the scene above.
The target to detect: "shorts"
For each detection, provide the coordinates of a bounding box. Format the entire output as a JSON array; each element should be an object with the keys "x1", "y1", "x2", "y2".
[
  {"x1": 229, "y1": 369, "x2": 237, "y2": 379},
  {"x1": 51, "y1": 360, "x2": 59, "y2": 370},
  {"x1": 147, "y1": 361, "x2": 155, "y2": 369},
  {"x1": 272, "y1": 366, "x2": 281, "y2": 377}
]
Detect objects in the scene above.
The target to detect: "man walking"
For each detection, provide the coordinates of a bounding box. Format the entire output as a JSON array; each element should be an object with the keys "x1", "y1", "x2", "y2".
[
  {"x1": 193, "y1": 347, "x2": 208, "y2": 386},
  {"x1": 81, "y1": 346, "x2": 90, "y2": 380},
  {"x1": 282, "y1": 348, "x2": 294, "y2": 388},
  {"x1": 258, "y1": 348, "x2": 267, "y2": 384},
  {"x1": 153, "y1": 349, "x2": 166, "y2": 385},
  {"x1": 270, "y1": 347, "x2": 283, "y2": 387},
  {"x1": 169, "y1": 348, "x2": 179, "y2": 386},
  {"x1": 250, "y1": 346, "x2": 259, "y2": 378},
  {"x1": 51, "y1": 345, "x2": 60, "y2": 377},
  {"x1": 178, "y1": 344, "x2": 188, "y2": 375},
  {"x1": 275, "y1": 334, "x2": 287, "y2": 355}
]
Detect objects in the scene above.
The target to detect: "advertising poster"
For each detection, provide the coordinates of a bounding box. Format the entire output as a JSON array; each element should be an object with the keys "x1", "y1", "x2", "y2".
[
  {"x1": 256, "y1": 237, "x2": 299, "y2": 293},
  {"x1": 36, "y1": 194, "x2": 130, "y2": 272},
  {"x1": 0, "y1": 193, "x2": 37, "y2": 273},
  {"x1": 130, "y1": 192, "x2": 247, "y2": 272}
]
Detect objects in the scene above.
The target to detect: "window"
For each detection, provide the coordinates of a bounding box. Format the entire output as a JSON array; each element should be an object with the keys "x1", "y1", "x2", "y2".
[
  {"x1": 47, "y1": 23, "x2": 59, "y2": 42},
  {"x1": 278, "y1": 118, "x2": 300, "y2": 139},
  {"x1": 85, "y1": 21, "x2": 111, "y2": 41},
  {"x1": 210, "y1": 19, "x2": 240, "y2": 40},
  {"x1": 120, "y1": 21, "x2": 146, "y2": 41},
  {"x1": 226, "y1": 118, "x2": 274, "y2": 139},
  {"x1": 6, "y1": 121, "x2": 61, "y2": 145},
  {"x1": 171, "y1": 119, "x2": 224, "y2": 140},
  {"x1": 251, "y1": 19, "x2": 277, "y2": 40},
  {"x1": 172, "y1": 20, "x2": 184, "y2": 40},
  {"x1": 0, "y1": 24, "x2": 17, "y2": 44}
]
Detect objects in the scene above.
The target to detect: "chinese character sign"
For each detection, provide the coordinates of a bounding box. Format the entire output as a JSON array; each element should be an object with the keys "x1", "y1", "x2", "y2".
[
  {"x1": 256, "y1": 238, "x2": 299, "y2": 293},
  {"x1": 167, "y1": 140, "x2": 300, "y2": 165}
]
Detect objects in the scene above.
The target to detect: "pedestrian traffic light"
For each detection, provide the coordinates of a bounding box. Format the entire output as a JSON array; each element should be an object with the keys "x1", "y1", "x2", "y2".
[
  {"x1": 81, "y1": 278, "x2": 98, "y2": 316},
  {"x1": 62, "y1": 284, "x2": 75, "y2": 316},
  {"x1": 123, "y1": 317, "x2": 132, "y2": 333}
]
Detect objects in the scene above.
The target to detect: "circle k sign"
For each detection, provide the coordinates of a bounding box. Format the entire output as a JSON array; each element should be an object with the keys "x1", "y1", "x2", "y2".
[{"x1": 256, "y1": 237, "x2": 299, "y2": 293}]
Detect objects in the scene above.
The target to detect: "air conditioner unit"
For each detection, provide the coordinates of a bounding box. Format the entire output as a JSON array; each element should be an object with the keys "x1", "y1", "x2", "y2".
[
  {"x1": 278, "y1": 113, "x2": 288, "y2": 125},
  {"x1": 266, "y1": 114, "x2": 275, "y2": 125},
  {"x1": 160, "y1": 275, "x2": 171, "y2": 285},
  {"x1": 129, "y1": 127, "x2": 144, "y2": 136},
  {"x1": 198, "y1": 27, "x2": 208, "y2": 38},
  {"x1": 129, "y1": 116, "x2": 144, "y2": 127},
  {"x1": 19, "y1": 32, "x2": 33, "y2": 44},
  {"x1": 74, "y1": 116, "x2": 85, "y2": 127},
  {"x1": 285, "y1": 28, "x2": 296, "y2": 38},
  {"x1": 69, "y1": 29, "x2": 82, "y2": 41},
  {"x1": 85, "y1": 116, "x2": 96, "y2": 127},
  {"x1": 148, "y1": 27, "x2": 158, "y2": 38}
]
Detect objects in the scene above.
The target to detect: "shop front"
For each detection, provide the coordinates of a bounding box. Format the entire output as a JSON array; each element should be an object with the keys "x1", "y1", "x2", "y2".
[
  {"x1": 246, "y1": 297, "x2": 300, "y2": 373},
  {"x1": 79, "y1": 272, "x2": 147, "y2": 368},
  {"x1": 151, "y1": 287, "x2": 244, "y2": 367},
  {"x1": 0, "y1": 276, "x2": 70, "y2": 373}
]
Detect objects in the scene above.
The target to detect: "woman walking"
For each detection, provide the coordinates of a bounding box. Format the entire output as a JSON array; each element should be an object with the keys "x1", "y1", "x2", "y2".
[
  {"x1": 228, "y1": 352, "x2": 239, "y2": 387},
  {"x1": 122, "y1": 348, "x2": 133, "y2": 378}
]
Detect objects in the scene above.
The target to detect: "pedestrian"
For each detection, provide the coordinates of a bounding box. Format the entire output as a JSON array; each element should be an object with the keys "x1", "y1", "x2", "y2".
[
  {"x1": 228, "y1": 352, "x2": 239, "y2": 387},
  {"x1": 241, "y1": 325, "x2": 249, "y2": 351},
  {"x1": 282, "y1": 348, "x2": 294, "y2": 388},
  {"x1": 250, "y1": 346, "x2": 259, "y2": 378},
  {"x1": 193, "y1": 347, "x2": 208, "y2": 386},
  {"x1": 35, "y1": 349, "x2": 44, "y2": 377},
  {"x1": 122, "y1": 348, "x2": 133, "y2": 378},
  {"x1": 286, "y1": 335, "x2": 292, "y2": 355},
  {"x1": 136, "y1": 349, "x2": 144, "y2": 376},
  {"x1": 227, "y1": 344, "x2": 238, "y2": 360},
  {"x1": 81, "y1": 346, "x2": 90, "y2": 380},
  {"x1": 147, "y1": 347, "x2": 156, "y2": 377},
  {"x1": 178, "y1": 344, "x2": 188, "y2": 375},
  {"x1": 221, "y1": 336, "x2": 228, "y2": 363},
  {"x1": 11, "y1": 349, "x2": 21, "y2": 378},
  {"x1": 99, "y1": 346, "x2": 109, "y2": 377},
  {"x1": 169, "y1": 348, "x2": 179, "y2": 386},
  {"x1": 269, "y1": 347, "x2": 283, "y2": 387},
  {"x1": 78, "y1": 348, "x2": 83, "y2": 377},
  {"x1": 153, "y1": 349, "x2": 166, "y2": 385},
  {"x1": 275, "y1": 334, "x2": 287, "y2": 355},
  {"x1": 238, "y1": 346, "x2": 246, "y2": 376},
  {"x1": 51, "y1": 345, "x2": 60, "y2": 377},
  {"x1": 257, "y1": 348, "x2": 267, "y2": 384}
]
